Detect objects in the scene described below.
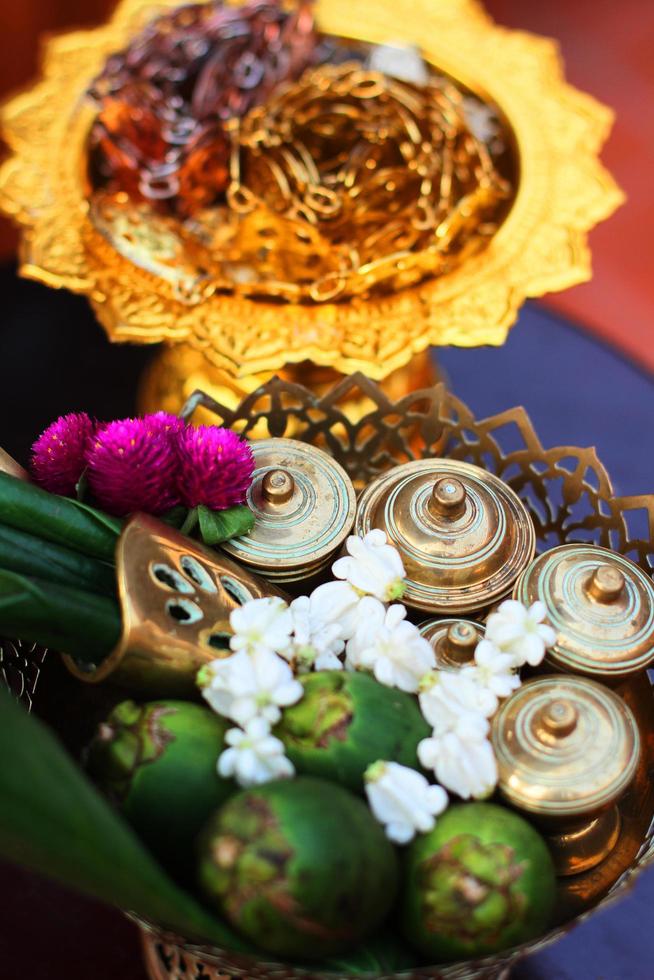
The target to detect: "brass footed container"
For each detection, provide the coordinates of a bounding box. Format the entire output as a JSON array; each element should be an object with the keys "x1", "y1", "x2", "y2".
[
  {"x1": 354, "y1": 459, "x2": 536, "y2": 614},
  {"x1": 514, "y1": 544, "x2": 654, "y2": 683},
  {"x1": 0, "y1": 0, "x2": 623, "y2": 413},
  {"x1": 492, "y1": 675, "x2": 641, "y2": 877},
  {"x1": 5, "y1": 375, "x2": 654, "y2": 980}
]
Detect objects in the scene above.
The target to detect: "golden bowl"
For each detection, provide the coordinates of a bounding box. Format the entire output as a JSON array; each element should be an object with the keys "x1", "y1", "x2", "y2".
[
  {"x1": 5, "y1": 373, "x2": 653, "y2": 979},
  {"x1": 0, "y1": 0, "x2": 623, "y2": 411}
]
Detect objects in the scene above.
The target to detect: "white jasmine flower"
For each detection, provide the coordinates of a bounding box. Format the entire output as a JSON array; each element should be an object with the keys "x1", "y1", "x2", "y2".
[
  {"x1": 364, "y1": 760, "x2": 449, "y2": 844},
  {"x1": 418, "y1": 730, "x2": 498, "y2": 800},
  {"x1": 486, "y1": 599, "x2": 556, "y2": 668},
  {"x1": 218, "y1": 717, "x2": 295, "y2": 788},
  {"x1": 461, "y1": 639, "x2": 521, "y2": 700},
  {"x1": 308, "y1": 580, "x2": 362, "y2": 640},
  {"x1": 286, "y1": 594, "x2": 345, "y2": 673},
  {"x1": 346, "y1": 597, "x2": 435, "y2": 693},
  {"x1": 333, "y1": 529, "x2": 406, "y2": 602},
  {"x1": 199, "y1": 649, "x2": 303, "y2": 726},
  {"x1": 419, "y1": 669, "x2": 497, "y2": 730},
  {"x1": 229, "y1": 596, "x2": 294, "y2": 658}
]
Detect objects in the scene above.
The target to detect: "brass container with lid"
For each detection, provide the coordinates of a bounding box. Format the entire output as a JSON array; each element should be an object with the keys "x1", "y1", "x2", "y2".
[
  {"x1": 492, "y1": 675, "x2": 641, "y2": 876},
  {"x1": 513, "y1": 543, "x2": 654, "y2": 683},
  {"x1": 419, "y1": 618, "x2": 485, "y2": 670},
  {"x1": 221, "y1": 438, "x2": 356, "y2": 584},
  {"x1": 354, "y1": 459, "x2": 535, "y2": 614}
]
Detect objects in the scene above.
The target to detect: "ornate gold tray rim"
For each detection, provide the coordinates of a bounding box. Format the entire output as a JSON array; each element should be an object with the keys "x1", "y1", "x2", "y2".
[{"x1": 0, "y1": 0, "x2": 623, "y2": 380}]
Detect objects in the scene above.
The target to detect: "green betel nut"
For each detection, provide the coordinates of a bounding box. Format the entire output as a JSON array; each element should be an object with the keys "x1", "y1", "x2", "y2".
[
  {"x1": 87, "y1": 699, "x2": 233, "y2": 877},
  {"x1": 273, "y1": 671, "x2": 429, "y2": 790},
  {"x1": 402, "y1": 803, "x2": 556, "y2": 961},
  {"x1": 198, "y1": 776, "x2": 399, "y2": 959}
]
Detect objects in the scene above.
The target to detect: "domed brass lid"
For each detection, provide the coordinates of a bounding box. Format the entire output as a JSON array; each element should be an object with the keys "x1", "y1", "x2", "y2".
[
  {"x1": 354, "y1": 459, "x2": 535, "y2": 613},
  {"x1": 492, "y1": 675, "x2": 640, "y2": 818},
  {"x1": 513, "y1": 544, "x2": 654, "y2": 680},
  {"x1": 419, "y1": 618, "x2": 485, "y2": 670},
  {"x1": 221, "y1": 438, "x2": 356, "y2": 582}
]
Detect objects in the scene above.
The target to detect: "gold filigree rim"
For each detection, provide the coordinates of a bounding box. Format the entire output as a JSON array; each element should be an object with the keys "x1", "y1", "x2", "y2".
[{"x1": 0, "y1": 0, "x2": 624, "y2": 380}]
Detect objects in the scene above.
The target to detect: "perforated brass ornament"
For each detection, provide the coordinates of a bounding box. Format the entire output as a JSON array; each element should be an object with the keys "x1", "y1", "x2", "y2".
[
  {"x1": 354, "y1": 459, "x2": 536, "y2": 614},
  {"x1": 220, "y1": 437, "x2": 355, "y2": 582},
  {"x1": 419, "y1": 618, "x2": 484, "y2": 669},
  {"x1": 7, "y1": 374, "x2": 654, "y2": 980},
  {"x1": 0, "y1": 0, "x2": 623, "y2": 412},
  {"x1": 63, "y1": 512, "x2": 287, "y2": 693},
  {"x1": 514, "y1": 544, "x2": 654, "y2": 683},
  {"x1": 492, "y1": 675, "x2": 641, "y2": 876}
]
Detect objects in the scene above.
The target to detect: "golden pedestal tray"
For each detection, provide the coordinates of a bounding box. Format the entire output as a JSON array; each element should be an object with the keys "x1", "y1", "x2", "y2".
[
  {"x1": 3, "y1": 373, "x2": 652, "y2": 980},
  {"x1": 0, "y1": 0, "x2": 623, "y2": 414}
]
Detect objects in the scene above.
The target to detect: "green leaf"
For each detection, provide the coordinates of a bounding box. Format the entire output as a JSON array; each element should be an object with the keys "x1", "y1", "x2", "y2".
[
  {"x1": 0, "y1": 686, "x2": 249, "y2": 951},
  {"x1": 180, "y1": 506, "x2": 199, "y2": 537},
  {"x1": 197, "y1": 505, "x2": 255, "y2": 546},
  {"x1": 0, "y1": 523, "x2": 116, "y2": 597},
  {"x1": 75, "y1": 468, "x2": 89, "y2": 502},
  {"x1": 0, "y1": 472, "x2": 121, "y2": 562},
  {"x1": 0, "y1": 569, "x2": 120, "y2": 665},
  {"x1": 160, "y1": 505, "x2": 190, "y2": 530}
]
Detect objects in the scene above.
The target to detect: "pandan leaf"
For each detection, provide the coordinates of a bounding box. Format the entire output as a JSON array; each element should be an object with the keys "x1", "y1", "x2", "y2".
[
  {"x1": 0, "y1": 569, "x2": 120, "y2": 665},
  {"x1": 0, "y1": 472, "x2": 121, "y2": 562},
  {"x1": 0, "y1": 687, "x2": 249, "y2": 952},
  {"x1": 0, "y1": 523, "x2": 116, "y2": 597},
  {"x1": 197, "y1": 504, "x2": 255, "y2": 546}
]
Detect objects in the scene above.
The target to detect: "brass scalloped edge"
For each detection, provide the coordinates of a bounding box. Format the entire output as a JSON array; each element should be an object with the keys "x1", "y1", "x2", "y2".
[
  {"x1": 0, "y1": 0, "x2": 623, "y2": 380},
  {"x1": 7, "y1": 372, "x2": 654, "y2": 978}
]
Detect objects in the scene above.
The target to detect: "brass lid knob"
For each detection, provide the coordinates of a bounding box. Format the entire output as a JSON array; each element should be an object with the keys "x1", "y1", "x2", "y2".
[
  {"x1": 419, "y1": 617, "x2": 483, "y2": 669},
  {"x1": 491, "y1": 675, "x2": 640, "y2": 818},
  {"x1": 513, "y1": 544, "x2": 654, "y2": 681},
  {"x1": 428, "y1": 477, "x2": 467, "y2": 519},
  {"x1": 222, "y1": 438, "x2": 356, "y2": 583},
  {"x1": 585, "y1": 564, "x2": 625, "y2": 604},
  {"x1": 355, "y1": 459, "x2": 535, "y2": 614},
  {"x1": 261, "y1": 468, "x2": 295, "y2": 505},
  {"x1": 539, "y1": 699, "x2": 578, "y2": 738}
]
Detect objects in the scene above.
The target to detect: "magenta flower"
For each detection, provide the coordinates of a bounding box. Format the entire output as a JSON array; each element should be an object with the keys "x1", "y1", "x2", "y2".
[
  {"x1": 31, "y1": 412, "x2": 95, "y2": 495},
  {"x1": 176, "y1": 425, "x2": 255, "y2": 510},
  {"x1": 86, "y1": 417, "x2": 181, "y2": 516},
  {"x1": 145, "y1": 411, "x2": 185, "y2": 437}
]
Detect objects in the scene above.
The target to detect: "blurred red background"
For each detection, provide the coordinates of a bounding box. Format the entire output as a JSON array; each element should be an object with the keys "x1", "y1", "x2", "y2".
[{"x1": 0, "y1": 0, "x2": 651, "y2": 366}]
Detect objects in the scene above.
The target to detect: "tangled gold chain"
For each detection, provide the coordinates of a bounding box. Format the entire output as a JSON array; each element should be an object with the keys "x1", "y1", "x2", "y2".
[{"x1": 205, "y1": 62, "x2": 511, "y2": 301}]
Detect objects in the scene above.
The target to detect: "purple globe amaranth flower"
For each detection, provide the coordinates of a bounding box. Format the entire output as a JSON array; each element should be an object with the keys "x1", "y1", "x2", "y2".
[
  {"x1": 30, "y1": 412, "x2": 95, "y2": 495},
  {"x1": 176, "y1": 425, "x2": 255, "y2": 511},
  {"x1": 87, "y1": 417, "x2": 181, "y2": 516},
  {"x1": 145, "y1": 411, "x2": 185, "y2": 437}
]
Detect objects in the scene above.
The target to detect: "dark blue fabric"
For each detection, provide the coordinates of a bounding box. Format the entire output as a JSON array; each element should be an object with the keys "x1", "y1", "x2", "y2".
[{"x1": 438, "y1": 303, "x2": 654, "y2": 498}]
